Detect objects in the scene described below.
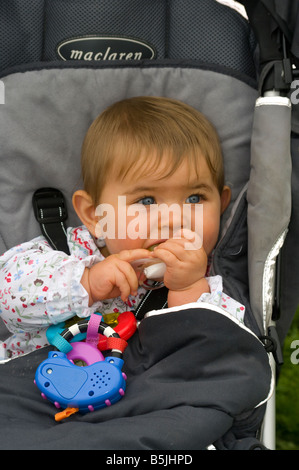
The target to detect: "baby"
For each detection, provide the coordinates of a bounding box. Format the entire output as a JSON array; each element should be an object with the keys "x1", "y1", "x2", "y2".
[{"x1": 0, "y1": 96, "x2": 244, "y2": 360}]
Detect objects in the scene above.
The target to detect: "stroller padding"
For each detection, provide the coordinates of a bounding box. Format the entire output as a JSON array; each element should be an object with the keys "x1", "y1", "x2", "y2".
[
  {"x1": 0, "y1": 0, "x2": 257, "y2": 78},
  {"x1": 247, "y1": 97, "x2": 292, "y2": 334},
  {"x1": 0, "y1": 62, "x2": 258, "y2": 254}
]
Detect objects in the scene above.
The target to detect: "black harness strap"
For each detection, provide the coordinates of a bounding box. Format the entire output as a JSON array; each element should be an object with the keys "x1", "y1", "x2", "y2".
[
  {"x1": 134, "y1": 285, "x2": 168, "y2": 321},
  {"x1": 32, "y1": 188, "x2": 70, "y2": 255}
]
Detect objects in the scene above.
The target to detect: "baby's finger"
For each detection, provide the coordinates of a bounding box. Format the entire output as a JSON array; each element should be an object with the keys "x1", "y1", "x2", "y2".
[
  {"x1": 114, "y1": 258, "x2": 139, "y2": 296},
  {"x1": 150, "y1": 246, "x2": 179, "y2": 267},
  {"x1": 117, "y1": 248, "x2": 153, "y2": 263},
  {"x1": 152, "y1": 239, "x2": 187, "y2": 262},
  {"x1": 113, "y1": 267, "x2": 136, "y2": 301}
]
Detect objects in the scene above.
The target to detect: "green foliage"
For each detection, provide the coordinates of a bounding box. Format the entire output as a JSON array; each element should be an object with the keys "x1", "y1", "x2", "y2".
[{"x1": 276, "y1": 307, "x2": 299, "y2": 450}]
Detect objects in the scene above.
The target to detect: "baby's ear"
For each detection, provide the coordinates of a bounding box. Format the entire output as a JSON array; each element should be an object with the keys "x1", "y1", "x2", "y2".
[
  {"x1": 72, "y1": 190, "x2": 98, "y2": 237},
  {"x1": 220, "y1": 185, "x2": 231, "y2": 214}
]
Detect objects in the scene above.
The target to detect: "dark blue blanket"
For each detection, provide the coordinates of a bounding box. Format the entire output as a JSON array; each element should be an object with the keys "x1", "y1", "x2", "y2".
[{"x1": 0, "y1": 307, "x2": 271, "y2": 450}]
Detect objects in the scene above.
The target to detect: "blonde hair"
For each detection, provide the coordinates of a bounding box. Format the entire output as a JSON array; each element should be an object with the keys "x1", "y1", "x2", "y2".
[{"x1": 81, "y1": 96, "x2": 224, "y2": 204}]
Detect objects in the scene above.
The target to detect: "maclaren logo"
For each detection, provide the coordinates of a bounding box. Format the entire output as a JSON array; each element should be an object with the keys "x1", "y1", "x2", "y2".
[{"x1": 57, "y1": 36, "x2": 157, "y2": 61}]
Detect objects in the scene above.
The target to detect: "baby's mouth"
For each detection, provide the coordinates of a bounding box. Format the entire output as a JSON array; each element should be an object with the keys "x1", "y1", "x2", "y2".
[{"x1": 146, "y1": 239, "x2": 168, "y2": 251}]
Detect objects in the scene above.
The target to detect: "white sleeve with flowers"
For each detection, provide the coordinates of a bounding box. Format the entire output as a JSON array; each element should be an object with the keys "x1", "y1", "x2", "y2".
[
  {"x1": 0, "y1": 227, "x2": 103, "y2": 361},
  {"x1": 198, "y1": 275, "x2": 245, "y2": 322}
]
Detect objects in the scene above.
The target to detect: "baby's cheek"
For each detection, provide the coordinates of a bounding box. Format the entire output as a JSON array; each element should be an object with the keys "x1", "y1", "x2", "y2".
[{"x1": 202, "y1": 218, "x2": 220, "y2": 255}]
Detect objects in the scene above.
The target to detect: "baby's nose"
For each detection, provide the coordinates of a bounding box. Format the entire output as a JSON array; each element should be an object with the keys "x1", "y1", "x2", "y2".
[
  {"x1": 159, "y1": 205, "x2": 183, "y2": 238},
  {"x1": 147, "y1": 203, "x2": 187, "y2": 240}
]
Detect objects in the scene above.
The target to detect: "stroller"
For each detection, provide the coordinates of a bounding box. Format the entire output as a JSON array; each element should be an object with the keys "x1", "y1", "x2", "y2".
[{"x1": 0, "y1": 0, "x2": 298, "y2": 450}]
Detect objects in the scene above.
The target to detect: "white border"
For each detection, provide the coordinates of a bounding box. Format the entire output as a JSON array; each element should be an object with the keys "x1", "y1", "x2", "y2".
[
  {"x1": 256, "y1": 96, "x2": 292, "y2": 108},
  {"x1": 215, "y1": 0, "x2": 248, "y2": 19}
]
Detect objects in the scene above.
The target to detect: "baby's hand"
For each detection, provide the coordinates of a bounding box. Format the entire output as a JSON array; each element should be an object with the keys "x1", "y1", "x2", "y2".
[
  {"x1": 81, "y1": 249, "x2": 152, "y2": 305},
  {"x1": 152, "y1": 230, "x2": 207, "y2": 290},
  {"x1": 151, "y1": 230, "x2": 210, "y2": 307}
]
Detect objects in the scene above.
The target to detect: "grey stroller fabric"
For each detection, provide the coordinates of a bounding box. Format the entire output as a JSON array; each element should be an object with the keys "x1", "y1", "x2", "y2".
[{"x1": 247, "y1": 97, "x2": 292, "y2": 334}]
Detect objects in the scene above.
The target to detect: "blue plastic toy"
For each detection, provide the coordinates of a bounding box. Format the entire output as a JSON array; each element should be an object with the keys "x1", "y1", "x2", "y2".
[
  {"x1": 35, "y1": 351, "x2": 126, "y2": 419},
  {"x1": 35, "y1": 313, "x2": 128, "y2": 421}
]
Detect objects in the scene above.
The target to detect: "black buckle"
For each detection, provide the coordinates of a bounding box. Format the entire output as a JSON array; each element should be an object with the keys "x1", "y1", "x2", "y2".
[
  {"x1": 33, "y1": 188, "x2": 68, "y2": 224},
  {"x1": 259, "y1": 326, "x2": 284, "y2": 366}
]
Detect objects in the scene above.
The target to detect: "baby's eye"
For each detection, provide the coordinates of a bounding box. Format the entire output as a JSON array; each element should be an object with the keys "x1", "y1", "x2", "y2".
[
  {"x1": 185, "y1": 194, "x2": 201, "y2": 204},
  {"x1": 137, "y1": 196, "x2": 156, "y2": 205}
]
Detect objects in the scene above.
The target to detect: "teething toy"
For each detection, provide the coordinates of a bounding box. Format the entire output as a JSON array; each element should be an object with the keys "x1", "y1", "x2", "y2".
[
  {"x1": 98, "y1": 310, "x2": 137, "y2": 350},
  {"x1": 131, "y1": 242, "x2": 167, "y2": 289},
  {"x1": 35, "y1": 314, "x2": 128, "y2": 421},
  {"x1": 46, "y1": 310, "x2": 137, "y2": 349},
  {"x1": 143, "y1": 262, "x2": 166, "y2": 279}
]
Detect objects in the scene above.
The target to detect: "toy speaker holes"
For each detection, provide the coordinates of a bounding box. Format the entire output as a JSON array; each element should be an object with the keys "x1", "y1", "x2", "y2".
[{"x1": 35, "y1": 314, "x2": 128, "y2": 418}]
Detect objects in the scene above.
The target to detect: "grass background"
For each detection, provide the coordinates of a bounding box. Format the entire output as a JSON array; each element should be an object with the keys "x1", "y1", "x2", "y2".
[{"x1": 276, "y1": 306, "x2": 299, "y2": 450}]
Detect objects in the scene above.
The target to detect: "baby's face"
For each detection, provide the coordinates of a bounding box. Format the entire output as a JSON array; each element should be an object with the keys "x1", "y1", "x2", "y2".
[{"x1": 94, "y1": 155, "x2": 230, "y2": 257}]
